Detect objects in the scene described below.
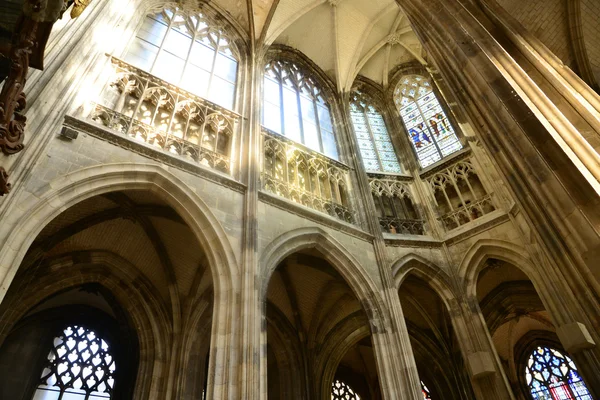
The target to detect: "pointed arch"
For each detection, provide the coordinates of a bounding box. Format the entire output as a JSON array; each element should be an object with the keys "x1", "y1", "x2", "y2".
[
  {"x1": 392, "y1": 253, "x2": 456, "y2": 306},
  {"x1": 0, "y1": 251, "x2": 169, "y2": 400},
  {"x1": 0, "y1": 163, "x2": 239, "y2": 400},
  {"x1": 259, "y1": 227, "x2": 384, "y2": 322},
  {"x1": 0, "y1": 163, "x2": 238, "y2": 301},
  {"x1": 458, "y1": 239, "x2": 541, "y2": 299}
]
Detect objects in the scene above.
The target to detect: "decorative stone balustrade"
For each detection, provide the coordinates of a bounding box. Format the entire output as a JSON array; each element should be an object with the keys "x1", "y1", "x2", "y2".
[
  {"x1": 89, "y1": 57, "x2": 238, "y2": 173},
  {"x1": 368, "y1": 176, "x2": 424, "y2": 235},
  {"x1": 425, "y1": 159, "x2": 496, "y2": 231},
  {"x1": 261, "y1": 128, "x2": 354, "y2": 224}
]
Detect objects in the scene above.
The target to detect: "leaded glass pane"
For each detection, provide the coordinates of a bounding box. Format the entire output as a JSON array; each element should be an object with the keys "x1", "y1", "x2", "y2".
[
  {"x1": 394, "y1": 75, "x2": 462, "y2": 168},
  {"x1": 349, "y1": 90, "x2": 401, "y2": 173},
  {"x1": 33, "y1": 326, "x2": 116, "y2": 400},
  {"x1": 525, "y1": 346, "x2": 592, "y2": 400},
  {"x1": 331, "y1": 379, "x2": 361, "y2": 400},
  {"x1": 262, "y1": 60, "x2": 339, "y2": 159},
  {"x1": 125, "y1": 7, "x2": 239, "y2": 109},
  {"x1": 421, "y1": 381, "x2": 432, "y2": 400}
]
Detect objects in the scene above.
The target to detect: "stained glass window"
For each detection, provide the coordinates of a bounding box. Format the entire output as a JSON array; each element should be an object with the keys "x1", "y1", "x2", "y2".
[
  {"x1": 124, "y1": 6, "x2": 238, "y2": 109},
  {"x1": 525, "y1": 346, "x2": 592, "y2": 400},
  {"x1": 350, "y1": 90, "x2": 402, "y2": 173},
  {"x1": 33, "y1": 325, "x2": 116, "y2": 400},
  {"x1": 331, "y1": 379, "x2": 361, "y2": 400},
  {"x1": 394, "y1": 75, "x2": 462, "y2": 168},
  {"x1": 263, "y1": 59, "x2": 339, "y2": 160},
  {"x1": 421, "y1": 381, "x2": 432, "y2": 399}
]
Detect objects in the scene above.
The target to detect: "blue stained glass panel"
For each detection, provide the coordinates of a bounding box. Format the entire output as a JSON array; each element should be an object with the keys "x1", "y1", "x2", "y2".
[
  {"x1": 525, "y1": 346, "x2": 592, "y2": 400},
  {"x1": 395, "y1": 75, "x2": 462, "y2": 168}
]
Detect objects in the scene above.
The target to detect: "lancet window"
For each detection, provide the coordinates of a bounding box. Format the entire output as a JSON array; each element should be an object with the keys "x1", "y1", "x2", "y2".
[
  {"x1": 426, "y1": 159, "x2": 495, "y2": 230},
  {"x1": 124, "y1": 5, "x2": 239, "y2": 109},
  {"x1": 332, "y1": 379, "x2": 361, "y2": 400},
  {"x1": 350, "y1": 90, "x2": 401, "y2": 173},
  {"x1": 394, "y1": 75, "x2": 462, "y2": 168},
  {"x1": 369, "y1": 177, "x2": 423, "y2": 235},
  {"x1": 421, "y1": 381, "x2": 432, "y2": 399},
  {"x1": 263, "y1": 59, "x2": 339, "y2": 159},
  {"x1": 525, "y1": 346, "x2": 592, "y2": 400},
  {"x1": 33, "y1": 325, "x2": 116, "y2": 400}
]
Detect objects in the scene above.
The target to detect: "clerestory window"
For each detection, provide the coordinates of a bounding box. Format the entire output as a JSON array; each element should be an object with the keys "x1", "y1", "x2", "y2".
[
  {"x1": 394, "y1": 75, "x2": 462, "y2": 168},
  {"x1": 33, "y1": 325, "x2": 116, "y2": 400},
  {"x1": 525, "y1": 346, "x2": 592, "y2": 400},
  {"x1": 124, "y1": 6, "x2": 238, "y2": 109},
  {"x1": 350, "y1": 90, "x2": 401, "y2": 173},
  {"x1": 263, "y1": 59, "x2": 339, "y2": 160}
]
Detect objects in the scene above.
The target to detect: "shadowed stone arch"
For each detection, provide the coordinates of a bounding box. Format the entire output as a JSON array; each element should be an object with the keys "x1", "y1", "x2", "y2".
[
  {"x1": 259, "y1": 227, "x2": 396, "y2": 399},
  {"x1": 0, "y1": 251, "x2": 170, "y2": 400},
  {"x1": 392, "y1": 253, "x2": 457, "y2": 306},
  {"x1": 260, "y1": 227, "x2": 386, "y2": 327},
  {"x1": 0, "y1": 163, "x2": 239, "y2": 399},
  {"x1": 457, "y1": 239, "x2": 556, "y2": 311}
]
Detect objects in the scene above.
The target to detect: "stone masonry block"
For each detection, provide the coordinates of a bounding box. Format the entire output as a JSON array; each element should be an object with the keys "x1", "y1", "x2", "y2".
[
  {"x1": 557, "y1": 322, "x2": 596, "y2": 353},
  {"x1": 467, "y1": 351, "x2": 496, "y2": 379}
]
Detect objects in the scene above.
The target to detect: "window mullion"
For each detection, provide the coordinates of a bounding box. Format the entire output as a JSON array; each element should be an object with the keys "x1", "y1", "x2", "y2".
[
  {"x1": 313, "y1": 97, "x2": 324, "y2": 153},
  {"x1": 179, "y1": 23, "x2": 197, "y2": 86},
  {"x1": 207, "y1": 32, "x2": 220, "y2": 99},
  {"x1": 150, "y1": 13, "x2": 174, "y2": 73},
  {"x1": 363, "y1": 107, "x2": 384, "y2": 171},
  {"x1": 296, "y1": 88, "x2": 305, "y2": 145},
  {"x1": 279, "y1": 76, "x2": 285, "y2": 136}
]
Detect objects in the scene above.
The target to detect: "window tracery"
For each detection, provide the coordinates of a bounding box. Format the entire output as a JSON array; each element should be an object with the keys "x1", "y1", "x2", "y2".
[
  {"x1": 33, "y1": 325, "x2": 116, "y2": 400},
  {"x1": 124, "y1": 5, "x2": 238, "y2": 109},
  {"x1": 331, "y1": 379, "x2": 361, "y2": 400},
  {"x1": 263, "y1": 59, "x2": 338, "y2": 159},
  {"x1": 369, "y1": 177, "x2": 423, "y2": 235},
  {"x1": 425, "y1": 159, "x2": 495, "y2": 230},
  {"x1": 525, "y1": 346, "x2": 592, "y2": 400},
  {"x1": 421, "y1": 381, "x2": 432, "y2": 399},
  {"x1": 394, "y1": 75, "x2": 462, "y2": 168}
]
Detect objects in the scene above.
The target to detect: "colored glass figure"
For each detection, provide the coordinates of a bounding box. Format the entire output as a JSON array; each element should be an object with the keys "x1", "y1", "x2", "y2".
[
  {"x1": 394, "y1": 75, "x2": 462, "y2": 168},
  {"x1": 32, "y1": 325, "x2": 116, "y2": 399},
  {"x1": 350, "y1": 90, "x2": 402, "y2": 173},
  {"x1": 421, "y1": 381, "x2": 432, "y2": 399},
  {"x1": 525, "y1": 346, "x2": 592, "y2": 400},
  {"x1": 263, "y1": 59, "x2": 339, "y2": 160},
  {"x1": 124, "y1": 6, "x2": 239, "y2": 110}
]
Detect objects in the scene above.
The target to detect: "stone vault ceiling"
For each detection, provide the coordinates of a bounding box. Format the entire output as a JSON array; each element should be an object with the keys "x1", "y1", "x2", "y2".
[
  {"x1": 206, "y1": 0, "x2": 424, "y2": 91},
  {"x1": 263, "y1": 0, "x2": 423, "y2": 91}
]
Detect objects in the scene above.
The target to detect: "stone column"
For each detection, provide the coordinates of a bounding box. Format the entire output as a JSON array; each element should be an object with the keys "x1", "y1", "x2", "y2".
[
  {"x1": 337, "y1": 96, "x2": 423, "y2": 400},
  {"x1": 235, "y1": 43, "x2": 265, "y2": 400},
  {"x1": 395, "y1": 0, "x2": 600, "y2": 384}
]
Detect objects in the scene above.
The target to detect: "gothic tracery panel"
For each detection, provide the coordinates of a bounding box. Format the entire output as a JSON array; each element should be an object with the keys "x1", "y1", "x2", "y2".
[
  {"x1": 525, "y1": 346, "x2": 592, "y2": 400},
  {"x1": 124, "y1": 4, "x2": 239, "y2": 109},
  {"x1": 33, "y1": 325, "x2": 116, "y2": 400},
  {"x1": 394, "y1": 75, "x2": 462, "y2": 168}
]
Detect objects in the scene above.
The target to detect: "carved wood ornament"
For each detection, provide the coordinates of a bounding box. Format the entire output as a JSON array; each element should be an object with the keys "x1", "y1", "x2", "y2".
[{"x1": 0, "y1": 0, "x2": 92, "y2": 195}]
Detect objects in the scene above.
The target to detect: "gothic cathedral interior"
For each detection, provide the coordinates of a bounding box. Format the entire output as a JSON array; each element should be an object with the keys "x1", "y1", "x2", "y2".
[{"x1": 0, "y1": 0, "x2": 599, "y2": 399}]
